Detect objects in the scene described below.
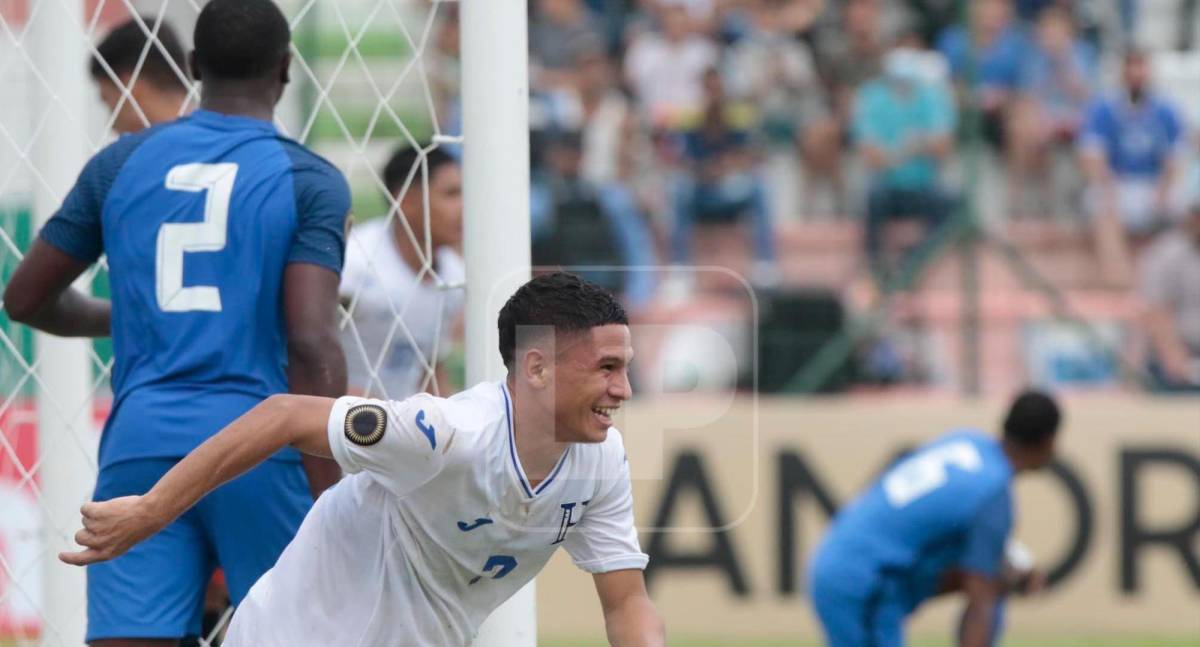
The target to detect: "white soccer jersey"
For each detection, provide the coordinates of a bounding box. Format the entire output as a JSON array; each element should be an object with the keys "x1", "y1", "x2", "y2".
[
  {"x1": 225, "y1": 381, "x2": 648, "y2": 647},
  {"x1": 339, "y1": 217, "x2": 465, "y2": 398}
]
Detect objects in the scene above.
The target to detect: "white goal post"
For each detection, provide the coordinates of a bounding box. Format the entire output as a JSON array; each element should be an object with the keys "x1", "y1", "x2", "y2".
[
  {"x1": 28, "y1": 0, "x2": 97, "y2": 645},
  {"x1": 461, "y1": 0, "x2": 534, "y2": 645}
]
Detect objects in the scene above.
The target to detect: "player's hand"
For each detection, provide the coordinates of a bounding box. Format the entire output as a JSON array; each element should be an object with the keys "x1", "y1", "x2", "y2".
[
  {"x1": 1004, "y1": 538, "x2": 1043, "y2": 595},
  {"x1": 58, "y1": 495, "x2": 167, "y2": 566},
  {"x1": 1016, "y1": 568, "x2": 1047, "y2": 596}
]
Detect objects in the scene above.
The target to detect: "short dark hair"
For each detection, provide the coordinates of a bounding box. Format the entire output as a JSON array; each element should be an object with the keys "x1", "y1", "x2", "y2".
[
  {"x1": 1003, "y1": 390, "x2": 1061, "y2": 446},
  {"x1": 498, "y1": 272, "x2": 629, "y2": 369},
  {"x1": 90, "y1": 17, "x2": 188, "y2": 91},
  {"x1": 193, "y1": 0, "x2": 290, "y2": 80},
  {"x1": 383, "y1": 146, "x2": 458, "y2": 198}
]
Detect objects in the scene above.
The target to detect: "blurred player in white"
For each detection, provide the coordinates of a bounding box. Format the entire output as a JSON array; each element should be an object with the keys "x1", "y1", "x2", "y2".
[
  {"x1": 62, "y1": 272, "x2": 666, "y2": 647},
  {"x1": 340, "y1": 146, "x2": 465, "y2": 398},
  {"x1": 89, "y1": 17, "x2": 192, "y2": 133}
]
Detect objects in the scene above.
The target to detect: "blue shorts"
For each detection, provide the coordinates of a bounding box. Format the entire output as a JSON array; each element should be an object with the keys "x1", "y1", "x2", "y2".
[
  {"x1": 811, "y1": 581, "x2": 906, "y2": 647},
  {"x1": 809, "y1": 541, "x2": 906, "y2": 647},
  {"x1": 86, "y1": 457, "x2": 312, "y2": 641}
]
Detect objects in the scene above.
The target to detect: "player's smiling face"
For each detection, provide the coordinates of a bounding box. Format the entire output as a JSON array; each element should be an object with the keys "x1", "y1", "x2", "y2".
[{"x1": 553, "y1": 324, "x2": 633, "y2": 443}]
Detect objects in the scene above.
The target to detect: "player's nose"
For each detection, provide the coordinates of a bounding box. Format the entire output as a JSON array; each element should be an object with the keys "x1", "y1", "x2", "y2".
[{"x1": 609, "y1": 369, "x2": 632, "y2": 401}]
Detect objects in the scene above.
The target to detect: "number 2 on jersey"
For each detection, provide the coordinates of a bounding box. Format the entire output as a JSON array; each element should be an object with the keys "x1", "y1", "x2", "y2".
[
  {"x1": 156, "y1": 162, "x2": 238, "y2": 312},
  {"x1": 883, "y1": 441, "x2": 983, "y2": 508},
  {"x1": 468, "y1": 555, "x2": 517, "y2": 585}
]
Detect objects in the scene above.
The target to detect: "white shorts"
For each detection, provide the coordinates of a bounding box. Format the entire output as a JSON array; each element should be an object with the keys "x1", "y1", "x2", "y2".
[{"x1": 1087, "y1": 178, "x2": 1187, "y2": 234}]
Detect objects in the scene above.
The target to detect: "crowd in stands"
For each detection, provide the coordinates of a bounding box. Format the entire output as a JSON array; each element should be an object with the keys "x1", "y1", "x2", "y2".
[
  {"x1": 89, "y1": 2, "x2": 1200, "y2": 394},
  {"x1": 436, "y1": 0, "x2": 1197, "y2": 393}
]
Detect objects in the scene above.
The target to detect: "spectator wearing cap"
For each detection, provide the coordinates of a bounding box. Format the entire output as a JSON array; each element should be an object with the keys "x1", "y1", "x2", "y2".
[
  {"x1": 1138, "y1": 201, "x2": 1200, "y2": 392},
  {"x1": 1078, "y1": 49, "x2": 1187, "y2": 287},
  {"x1": 853, "y1": 41, "x2": 957, "y2": 286}
]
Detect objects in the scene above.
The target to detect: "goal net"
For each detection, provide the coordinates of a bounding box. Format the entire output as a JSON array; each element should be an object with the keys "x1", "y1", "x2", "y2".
[{"x1": 0, "y1": 0, "x2": 529, "y2": 645}]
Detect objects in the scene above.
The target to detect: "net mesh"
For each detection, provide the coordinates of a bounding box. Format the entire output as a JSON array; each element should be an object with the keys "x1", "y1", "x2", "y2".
[{"x1": 0, "y1": 0, "x2": 462, "y2": 644}]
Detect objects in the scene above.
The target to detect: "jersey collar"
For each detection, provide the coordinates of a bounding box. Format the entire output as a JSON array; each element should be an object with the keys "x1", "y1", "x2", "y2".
[
  {"x1": 500, "y1": 382, "x2": 571, "y2": 499},
  {"x1": 189, "y1": 109, "x2": 277, "y2": 132}
]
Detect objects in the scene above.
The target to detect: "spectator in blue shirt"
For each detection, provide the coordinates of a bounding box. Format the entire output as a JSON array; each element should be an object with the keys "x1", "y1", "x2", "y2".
[
  {"x1": 853, "y1": 43, "x2": 958, "y2": 285},
  {"x1": 1078, "y1": 49, "x2": 1187, "y2": 287},
  {"x1": 937, "y1": 0, "x2": 1027, "y2": 151}
]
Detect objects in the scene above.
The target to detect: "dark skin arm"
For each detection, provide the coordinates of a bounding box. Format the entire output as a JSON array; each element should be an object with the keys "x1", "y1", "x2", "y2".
[
  {"x1": 958, "y1": 572, "x2": 1000, "y2": 647},
  {"x1": 937, "y1": 569, "x2": 965, "y2": 595},
  {"x1": 2, "y1": 239, "x2": 110, "y2": 337},
  {"x1": 284, "y1": 262, "x2": 348, "y2": 498}
]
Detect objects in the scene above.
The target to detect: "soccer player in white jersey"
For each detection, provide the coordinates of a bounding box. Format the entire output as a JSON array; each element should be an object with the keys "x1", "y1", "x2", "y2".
[
  {"x1": 340, "y1": 146, "x2": 465, "y2": 398},
  {"x1": 62, "y1": 272, "x2": 666, "y2": 647}
]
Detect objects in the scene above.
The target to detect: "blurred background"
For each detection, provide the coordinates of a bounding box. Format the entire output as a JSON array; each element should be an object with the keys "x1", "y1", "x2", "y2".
[{"x1": 1, "y1": 0, "x2": 1198, "y2": 645}]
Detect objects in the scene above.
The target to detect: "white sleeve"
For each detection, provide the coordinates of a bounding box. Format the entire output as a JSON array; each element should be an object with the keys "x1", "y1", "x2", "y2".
[
  {"x1": 563, "y1": 434, "x2": 649, "y2": 574},
  {"x1": 338, "y1": 227, "x2": 372, "y2": 298},
  {"x1": 326, "y1": 394, "x2": 449, "y2": 497}
]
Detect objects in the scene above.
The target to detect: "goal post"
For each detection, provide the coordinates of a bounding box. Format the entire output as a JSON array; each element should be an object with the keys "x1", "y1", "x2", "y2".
[
  {"x1": 1, "y1": 0, "x2": 535, "y2": 645},
  {"x1": 460, "y1": 0, "x2": 535, "y2": 644},
  {"x1": 29, "y1": 0, "x2": 97, "y2": 644}
]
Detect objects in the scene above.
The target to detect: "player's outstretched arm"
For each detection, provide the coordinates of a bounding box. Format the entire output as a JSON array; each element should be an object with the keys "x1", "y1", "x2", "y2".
[
  {"x1": 594, "y1": 569, "x2": 665, "y2": 647},
  {"x1": 59, "y1": 394, "x2": 335, "y2": 566},
  {"x1": 3, "y1": 239, "x2": 110, "y2": 337}
]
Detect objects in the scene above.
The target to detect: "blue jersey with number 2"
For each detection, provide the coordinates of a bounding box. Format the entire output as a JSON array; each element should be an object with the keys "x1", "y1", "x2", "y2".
[
  {"x1": 39, "y1": 110, "x2": 349, "y2": 468},
  {"x1": 820, "y1": 430, "x2": 1014, "y2": 610}
]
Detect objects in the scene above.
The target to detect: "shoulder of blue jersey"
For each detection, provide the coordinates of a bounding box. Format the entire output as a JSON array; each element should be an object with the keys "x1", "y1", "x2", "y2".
[
  {"x1": 275, "y1": 137, "x2": 348, "y2": 179},
  {"x1": 86, "y1": 120, "x2": 176, "y2": 188}
]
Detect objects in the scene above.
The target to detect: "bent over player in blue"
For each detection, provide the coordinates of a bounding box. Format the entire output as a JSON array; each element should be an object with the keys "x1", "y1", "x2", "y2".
[
  {"x1": 808, "y1": 391, "x2": 1062, "y2": 647},
  {"x1": 3, "y1": 1, "x2": 349, "y2": 644}
]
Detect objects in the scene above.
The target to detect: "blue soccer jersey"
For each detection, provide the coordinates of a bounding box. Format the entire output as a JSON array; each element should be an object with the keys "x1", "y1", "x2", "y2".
[
  {"x1": 40, "y1": 109, "x2": 349, "y2": 468},
  {"x1": 814, "y1": 430, "x2": 1014, "y2": 611},
  {"x1": 1079, "y1": 93, "x2": 1185, "y2": 179}
]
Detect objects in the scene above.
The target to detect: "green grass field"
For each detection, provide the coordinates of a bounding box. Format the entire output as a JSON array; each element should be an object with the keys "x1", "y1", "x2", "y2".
[
  {"x1": 3, "y1": 635, "x2": 1196, "y2": 646},
  {"x1": 542, "y1": 637, "x2": 1200, "y2": 647}
]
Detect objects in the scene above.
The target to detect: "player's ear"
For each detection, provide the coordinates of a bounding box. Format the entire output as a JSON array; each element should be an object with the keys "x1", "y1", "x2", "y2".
[
  {"x1": 188, "y1": 51, "x2": 201, "y2": 83},
  {"x1": 279, "y1": 52, "x2": 292, "y2": 85},
  {"x1": 521, "y1": 348, "x2": 550, "y2": 390}
]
